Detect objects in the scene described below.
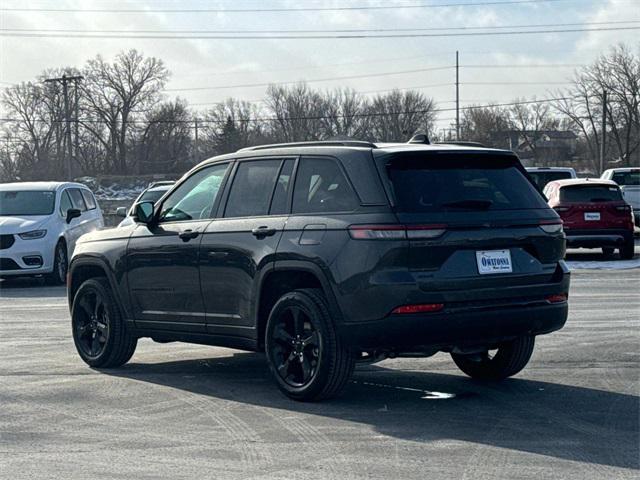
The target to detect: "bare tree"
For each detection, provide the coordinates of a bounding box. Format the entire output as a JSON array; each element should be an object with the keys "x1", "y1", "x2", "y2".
[
  {"x1": 507, "y1": 99, "x2": 559, "y2": 165},
  {"x1": 201, "y1": 98, "x2": 266, "y2": 155},
  {"x1": 137, "y1": 99, "x2": 192, "y2": 173},
  {"x1": 366, "y1": 90, "x2": 437, "y2": 142},
  {"x1": 554, "y1": 43, "x2": 640, "y2": 171},
  {"x1": 460, "y1": 105, "x2": 510, "y2": 146},
  {"x1": 81, "y1": 49, "x2": 169, "y2": 173},
  {"x1": 265, "y1": 83, "x2": 326, "y2": 142}
]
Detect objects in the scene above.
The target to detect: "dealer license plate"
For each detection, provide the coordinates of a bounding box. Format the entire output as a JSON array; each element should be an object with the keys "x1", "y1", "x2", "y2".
[{"x1": 476, "y1": 249, "x2": 513, "y2": 275}]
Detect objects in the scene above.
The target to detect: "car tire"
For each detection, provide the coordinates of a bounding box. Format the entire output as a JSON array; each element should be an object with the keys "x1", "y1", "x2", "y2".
[
  {"x1": 602, "y1": 247, "x2": 615, "y2": 257},
  {"x1": 265, "y1": 288, "x2": 355, "y2": 401},
  {"x1": 71, "y1": 278, "x2": 137, "y2": 368},
  {"x1": 451, "y1": 335, "x2": 535, "y2": 380},
  {"x1": 620, "y1": 239, "x2": 635, "y2": 260},
  {"x1": 45, "y1": 240, "x2": 67, "y2": 285}
]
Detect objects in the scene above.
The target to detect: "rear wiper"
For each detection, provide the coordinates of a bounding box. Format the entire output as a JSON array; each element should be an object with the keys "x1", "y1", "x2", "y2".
[
  {"x1": 589, "y1": 198, "x2": 612, "y2": 202},
  {"x1": 441, "y1": 199, "x2": 493, "y2": 210}
]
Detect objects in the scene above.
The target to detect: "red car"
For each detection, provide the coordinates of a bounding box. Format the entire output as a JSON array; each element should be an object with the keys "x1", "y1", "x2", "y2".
[{"x1": 544, "y1": 179, "x2": 635, "y2": 259}]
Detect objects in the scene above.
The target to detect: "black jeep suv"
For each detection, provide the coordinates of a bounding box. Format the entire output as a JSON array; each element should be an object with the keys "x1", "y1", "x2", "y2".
[{"x1": 68, "y1": 140, "x2": 570, "y2": 401}]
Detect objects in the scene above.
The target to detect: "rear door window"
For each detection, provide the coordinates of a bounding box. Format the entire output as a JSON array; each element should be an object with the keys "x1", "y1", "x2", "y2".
[
  {"x1": 384, "y1": 154, "x2": 547, "y2": 212},
  {"x1": 68, "y1": 188, "x2": 87, "y2": 211},
  {"x1": 292, "y1": 157, "x2": 359, "y2": 214},
  {"x1": 269, "y1": 159, "x2": 295, "y2": 215},
  {"x1": 560, "y1": 185, "x2": 622, "y2": 202},
  {"x1": 224, "y1": 159, "x2": 282, "y2": 218}
]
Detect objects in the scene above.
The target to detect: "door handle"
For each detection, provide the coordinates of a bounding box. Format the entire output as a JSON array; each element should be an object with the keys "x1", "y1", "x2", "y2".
[
  {"x1": 251, "y1": 226, "x2": 277, "y2": 238},
  {"x1": 178, "y1": 229, "x2": 200, "y2": 241}
]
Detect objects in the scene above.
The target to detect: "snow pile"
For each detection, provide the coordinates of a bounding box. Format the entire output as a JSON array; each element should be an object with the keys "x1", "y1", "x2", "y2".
[{"x1": 566, "y1": 258, "x2": 640, "y2": 270}]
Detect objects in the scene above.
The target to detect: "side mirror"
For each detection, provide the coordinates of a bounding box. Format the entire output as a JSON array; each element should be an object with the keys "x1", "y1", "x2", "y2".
[
  {"x1": 115, "y1": 207, "x2": 128, "y2": 218},
  {"x1": 66, "y1": 208, "x2": 81, "y2": 224},
  {"x1": 134, "y1": 201, "x2": 155, "y2": 225}
]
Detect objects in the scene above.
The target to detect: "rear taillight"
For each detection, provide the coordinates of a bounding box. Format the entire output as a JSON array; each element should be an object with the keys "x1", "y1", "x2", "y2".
[
  {"x1": 348, "y1": 224, "x2": 447, "y2": 240},
  {"x1": 392, "y1": 303, "x2": 444, "y2": 314},
  {"x1": 615, "y1": 205, "x2": 631, "y2": 212},
  {"x1": 539, "y1": 220, "x2": 563, "y2": 234},
  {"x1": 547, "y1": 293, "x2": 568, "y2": 304}
]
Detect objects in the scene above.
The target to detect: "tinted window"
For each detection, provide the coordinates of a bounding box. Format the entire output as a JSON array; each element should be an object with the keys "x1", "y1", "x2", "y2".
[
  {"x1": 59, "y1": 190, "x2": 73, "y2": 216},
  {"x1": 611, "y1": 171, "x2": 640, "y2": 186},
  {"x1": 292, "y1": 157, "x2": 358, "y2": 214},
  {"x1": 68, "y1": 188, "x2": 87, "y2": 211},
  {"x1": 386, "y1": 155, "x2": 547, "y2": 212},
  {"x1": 225, "y1": 160, "x2": 281, "y2": 218},
  {"x1": 159, "y1": 163, "x2": 228, "y2": 222},
  {"x1": 528, "y1": 171, "x2": 573, "y2": 190},
  {"x1": 269, "y1": 159, "x2": 294, "y2": 215},
  {"x1": 81, "y1": 189, "x2": 97, "y2": 210},
  {"x1": 139, "y1": 188, "x2": 169, "y2": 204},
  {"x1": 560, "y1": 185, "x2": 622, "y2": 203},
  {"x1": 0, "y1": 191, "x2": 55, "y2": 216}
]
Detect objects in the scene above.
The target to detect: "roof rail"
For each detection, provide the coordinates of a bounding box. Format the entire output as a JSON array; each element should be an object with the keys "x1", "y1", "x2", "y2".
[
  {"x1": 239, "y1": 140, "x2": 377, "y2": 152},
  {"x1": 436, "y1": 141, "x2": 486, "y2": 148}
]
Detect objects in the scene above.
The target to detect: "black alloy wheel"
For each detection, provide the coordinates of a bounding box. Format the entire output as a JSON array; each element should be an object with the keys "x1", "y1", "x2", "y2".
[
  {"x1": 269, "y1": 305, "x2": 321, "y2": 388},
  {"x1": 71, "y1": 278, "x2": 137, "y2": 368},
  {"x1": 74, "y1": 286, "x2": 110, "y2": 359},
  {"x1": 265, "y1": 289, "x2": 355, "y2": 401}
]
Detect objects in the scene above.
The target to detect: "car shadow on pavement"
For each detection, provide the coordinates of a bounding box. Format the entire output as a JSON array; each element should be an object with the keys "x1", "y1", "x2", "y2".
[
  {"x1": 0, "y1": 277, "x2": 66, "y2": 296},
  {"x1": 107, "y1": 351, "x2": 639, "y2": 470}
]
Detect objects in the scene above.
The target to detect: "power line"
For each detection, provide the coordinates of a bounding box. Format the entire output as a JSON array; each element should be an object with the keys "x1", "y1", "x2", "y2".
[
  {"x1": 0, "y1": 95, "x2": 582, "y2": 125},
  {"x1": 2, "y1": 26, "x2": 635, "y2": 40},
  {"x1": 3, "y1": 20, "x2": 635, "y2": 35},
  {"x1": 164, "y1": 68, "x2": 456, "y2": 92},
  {"x1": 0, "y1": 0, "x2": 571, "y2": 14}
]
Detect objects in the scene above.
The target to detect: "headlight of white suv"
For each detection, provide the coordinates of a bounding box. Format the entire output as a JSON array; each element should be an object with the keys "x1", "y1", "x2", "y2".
[{"x1": 19, "y1": 229, "x2": 47, "y2": 240}]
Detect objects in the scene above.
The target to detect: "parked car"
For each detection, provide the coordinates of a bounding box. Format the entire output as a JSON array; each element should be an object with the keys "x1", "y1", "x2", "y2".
[
  {"x1": 601, "y1": 167, "x2": 640, "y2": 227},
  {"x1": 116, "y1": 182, "x2": 174, "y2": 227},
  {"x1": 0, "y1": 182, "x2": 103, "y2": 284},
  {"x1": 544, "y1": 178, "x2": 635, "y2": 259},
  {"x1": 67, "y1": 140, "x2": 570, "y2": 401},
  {"x1": 526, "y1": 167, "x2": 577, "y2": 191}
]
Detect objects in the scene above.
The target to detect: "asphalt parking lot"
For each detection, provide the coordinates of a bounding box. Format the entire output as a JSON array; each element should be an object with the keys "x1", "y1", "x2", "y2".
[{"x1": 1, "y1": 249, "x2": 638, "y2": 479}]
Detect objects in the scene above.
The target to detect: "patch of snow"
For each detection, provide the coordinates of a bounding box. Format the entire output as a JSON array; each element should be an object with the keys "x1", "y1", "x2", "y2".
[{"x1": 566, "y1": 258, "x2": 640, "y2": 270}]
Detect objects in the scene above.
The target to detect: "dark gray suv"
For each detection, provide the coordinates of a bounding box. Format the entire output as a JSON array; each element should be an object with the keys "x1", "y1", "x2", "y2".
[{"x1": 68, "y1": 140, "x2": 570, "y2": 401}]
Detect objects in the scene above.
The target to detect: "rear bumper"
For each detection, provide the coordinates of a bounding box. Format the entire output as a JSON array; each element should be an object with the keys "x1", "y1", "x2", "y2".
[
  {"x1": 565, "y1": 229, "x2": 634, "y2": 248},
  {"x1": 341, "y1": 301, "x2": 568, "y2": 350},
  {"x1": 339, "y1": 264, "x2": 570, "y2": 350}
]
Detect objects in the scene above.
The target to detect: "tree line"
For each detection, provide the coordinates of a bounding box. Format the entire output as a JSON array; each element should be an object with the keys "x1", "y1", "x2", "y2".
[{"x1": 1, "y1": 44, "x2": 638, "y2": 182}]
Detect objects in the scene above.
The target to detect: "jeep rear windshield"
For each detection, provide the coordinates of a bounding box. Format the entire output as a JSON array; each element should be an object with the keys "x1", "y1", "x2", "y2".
[
  {"x1": 384, "y1": 154, "x2": 547, "y2": 212},
  {"x1": 0, "y1": 190, "x2": 56, "y2": 216},
  {"x1": 527, "y1": 171, "x2": 573, "y2": 190},
  {"x1": 560, "y1": 185, "x2": 622, "y2": 203}
]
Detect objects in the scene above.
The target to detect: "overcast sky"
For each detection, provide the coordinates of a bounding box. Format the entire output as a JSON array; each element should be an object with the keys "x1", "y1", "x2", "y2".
[{"x1": 1, "y1": 0, "x2": 638, "y2": 133}]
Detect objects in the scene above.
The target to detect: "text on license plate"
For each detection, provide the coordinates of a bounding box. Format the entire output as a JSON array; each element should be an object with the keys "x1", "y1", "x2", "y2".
[
  {"x1": 584, "y1": 212, "x2": 600, "y2": 221},
  {"x1": 476, "y1": 249, "x2": 513, "y2": 275}
]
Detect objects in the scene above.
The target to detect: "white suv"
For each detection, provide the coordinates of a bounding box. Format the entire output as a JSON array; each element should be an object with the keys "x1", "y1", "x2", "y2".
[{"x1": 0, "y1": 182, "x2": 104, "y2": 284}]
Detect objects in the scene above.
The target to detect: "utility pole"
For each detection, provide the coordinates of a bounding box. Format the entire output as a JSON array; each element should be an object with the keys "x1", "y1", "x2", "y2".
[
  {"x1": 194, "y1": 117, "x2": 199, "y2": 163},
  {"x1": 455, "y1": 50, "x2": 460, "y2": 141},
  {"x1": 600, "y1": 89, "x2": 607, "y2": 174},
  {"x1": 44, "y1": 74, "x2": 83, "y2": 180}
]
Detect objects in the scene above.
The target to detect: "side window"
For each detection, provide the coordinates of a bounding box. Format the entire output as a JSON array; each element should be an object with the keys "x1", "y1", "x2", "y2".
[
  {"x1": 224, "y1": 159, "x2": 282, "y2": 218},
  {"x1": 159, "y1": 163, "x2": 229, "y2": 222},
  {"x1": 59, "y1": 190, "x2": 73, "y2": 216},
  {"x1": 292, "y1": 157, "x2": 359, "y2": 214},
  {"x1": 68, "y1": 188, "x2": 87, "y2": 211},
  {"x1": 269, "y1": 159, "x2": 295, "y2": 215},
  {"x1": 81, "y1": 189, "x2": 97, "y2": 210}
]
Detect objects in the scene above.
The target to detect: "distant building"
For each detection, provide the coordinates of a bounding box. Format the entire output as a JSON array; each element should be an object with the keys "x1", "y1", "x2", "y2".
[{"x1": 490, "y1": 130, "x2": 577, "y2": 166}]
